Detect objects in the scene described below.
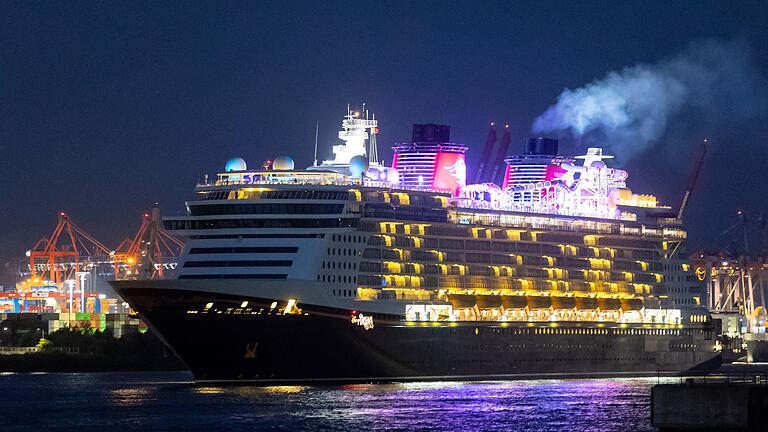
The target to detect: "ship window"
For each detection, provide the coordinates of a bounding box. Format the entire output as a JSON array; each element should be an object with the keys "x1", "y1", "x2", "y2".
[
  {"x1": 183, "y1": 260, "x2": 293, "y2": 268},
  {"x1": 189, "y1": 246, "x2": 299, "y2": 254},
  {"x1": 229, "y1": 190, "x2": 348, "y2": 201},
  {"x1": 178, "y1": 274, "x2": 287, "y2": 279},
  {"x1": 189, "y1": 203, "x2": 345, "y2": 216},
  {"x1": 189, "y1": 233, "x2": 325, "y2": 239},
  {"x1": 166, "y1": 218, "x2": 358, "y2": 230}
]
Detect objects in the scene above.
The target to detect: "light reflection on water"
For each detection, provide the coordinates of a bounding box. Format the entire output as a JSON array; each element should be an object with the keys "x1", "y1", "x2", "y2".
[
  {"x1": 0, "y1": 372, "x2": 667, "y2": 431},
  {"x1": 109, "y1": 387, "x2": 156, "y2": 407},
  {"x1": 195, "y1": 386, "x2": 225, "y2": 395},
  {"x1": 261, "y1": 385, "x2": 308, "y2": 394}
]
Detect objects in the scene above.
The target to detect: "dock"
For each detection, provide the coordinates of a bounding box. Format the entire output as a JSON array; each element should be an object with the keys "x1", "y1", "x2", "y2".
[{"x1": 652, "y1": 368, "x2": 768, "y2": 431}]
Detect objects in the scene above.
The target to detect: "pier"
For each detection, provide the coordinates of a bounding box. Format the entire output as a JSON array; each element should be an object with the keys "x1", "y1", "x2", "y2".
[{"x1": 652, "y1": 368, "x2": 768, "y2": 431}]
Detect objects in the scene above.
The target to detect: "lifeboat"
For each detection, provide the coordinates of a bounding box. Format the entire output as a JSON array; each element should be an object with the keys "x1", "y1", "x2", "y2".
[
  {"x1": 575, "y1": 297, "x2": 599, "y2": 310},
  {"x1": 447, "y1": 293, "x2": 476, "y2": 309},
  {"x1": 475, "y1": 294, "x2": 502, "y2": 309},
  {"x1": 501, "y1": 295, "x2": 528, "y2": 309},
  {"x1": 620, "y1": 297, "x2": 644, "y2": 311},
  {"x1": 551, "y1": 296, "x2": 576, "y2": 309},
  {"x1": 527, "y1": 296, "x2": 552, "y2": 309},
  {"x1": 598, "y1": 297, "x2": 622, "y2": 311}
]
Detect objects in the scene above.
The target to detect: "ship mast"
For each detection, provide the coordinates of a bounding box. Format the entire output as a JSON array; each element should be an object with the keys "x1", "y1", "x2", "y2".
[{"x1": 321, "y1": 104, "x2": 378, "y2": 166}]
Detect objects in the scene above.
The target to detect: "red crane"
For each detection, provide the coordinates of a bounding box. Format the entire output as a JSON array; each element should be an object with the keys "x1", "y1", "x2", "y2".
[
  {"x1": 29, "y1": 212, "x2": 112, "y2": 285},
  {"x1": 114, "y1": 208, "x2": 184, "y2": 279}
]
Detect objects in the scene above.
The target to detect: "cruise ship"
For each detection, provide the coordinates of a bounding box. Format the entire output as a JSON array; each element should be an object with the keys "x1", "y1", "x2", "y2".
[{"x1": 111, "y1": 107, "x2": 718, "y2": 382}]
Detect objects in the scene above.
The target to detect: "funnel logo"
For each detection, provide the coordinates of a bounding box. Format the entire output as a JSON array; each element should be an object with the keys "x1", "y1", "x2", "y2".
[
  {"x1": 434, "y1": 153, "x2": 466, "y2": 195},
  {"x1": 444, "y1": 158, "x2": 466, "y2": 186}
]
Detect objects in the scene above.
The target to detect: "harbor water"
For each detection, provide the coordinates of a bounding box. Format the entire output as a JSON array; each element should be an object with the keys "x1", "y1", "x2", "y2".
[{"x1": 0, "y1": 372, "x2": 666, "y2": 431}]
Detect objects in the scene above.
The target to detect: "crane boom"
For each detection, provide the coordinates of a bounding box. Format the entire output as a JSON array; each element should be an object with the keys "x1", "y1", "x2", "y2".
[
  {"x1": 488, "y1": 124, "x2": 512, "y2": 185},
  {"x1": 677, "y1": 139, "x2": 708, "y2": 220},
  {"x1": 473, "y1": 123, "x2": 497, "y2": 184}
]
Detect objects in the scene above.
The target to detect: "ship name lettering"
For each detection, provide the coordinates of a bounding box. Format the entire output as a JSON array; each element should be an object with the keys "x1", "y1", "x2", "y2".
[{"x1": 351, "y1": 313, "x2": 374, "y2": 330}]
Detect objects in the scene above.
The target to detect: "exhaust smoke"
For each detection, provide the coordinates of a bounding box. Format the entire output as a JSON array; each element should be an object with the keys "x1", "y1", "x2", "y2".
[{"x1": 532, "y1": 39, "x2": 767, "y2": 162}]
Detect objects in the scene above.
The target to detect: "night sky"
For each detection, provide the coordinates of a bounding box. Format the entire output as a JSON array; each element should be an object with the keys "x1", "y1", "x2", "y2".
[{"x1": 1, "y1": 1, "x2": 767, "y2": 287}]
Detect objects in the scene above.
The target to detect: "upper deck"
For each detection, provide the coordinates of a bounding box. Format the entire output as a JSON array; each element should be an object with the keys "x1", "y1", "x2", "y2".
[{"x1": 185, "y1": 169, "x2": 685, "y2": 241}]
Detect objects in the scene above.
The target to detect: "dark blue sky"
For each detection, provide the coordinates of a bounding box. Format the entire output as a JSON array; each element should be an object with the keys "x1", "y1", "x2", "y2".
[{"x1": 1, "y1": 1, "x2": 767, "y2": 286}]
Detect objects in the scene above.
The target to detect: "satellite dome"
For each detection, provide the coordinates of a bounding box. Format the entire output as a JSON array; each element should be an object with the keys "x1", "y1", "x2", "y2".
[
  {"x1": 349, "y1": 155, "x2": 369, "y2": 178},
  {"x1": 225, "y1": 157, "x2": 247, "y2": 172},
  {"x1": 590, "y1": 160, "x2": 606, "y2": 169},
  {"x1": 272, "y1": 155, "x2": 295, "y2": 171}
]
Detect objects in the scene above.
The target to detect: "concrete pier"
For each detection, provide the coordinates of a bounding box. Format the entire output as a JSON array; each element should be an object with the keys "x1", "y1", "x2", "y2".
[{"x1": 652, "y1": 383, "x2": 768, "y2": 431}]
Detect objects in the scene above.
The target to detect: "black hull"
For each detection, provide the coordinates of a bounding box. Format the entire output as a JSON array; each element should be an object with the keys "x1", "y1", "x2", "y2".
[{"x1": 115, "y1": 286, "x2": 719, "y2": 382}]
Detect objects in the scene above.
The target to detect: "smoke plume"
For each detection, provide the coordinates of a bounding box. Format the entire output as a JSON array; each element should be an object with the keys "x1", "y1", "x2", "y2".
[{"x1": 532, "y1": 39, "x2": 767, "y2": 162}]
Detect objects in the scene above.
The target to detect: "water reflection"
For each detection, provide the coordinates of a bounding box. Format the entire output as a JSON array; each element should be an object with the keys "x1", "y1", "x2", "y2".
[
  {"x1": 1, "y1": 373, "x2": 663, "y2": 431},
  {"x1": 261, "y1": 385, "x2": 307, "y2": 394},
  {"x1": 109, "y1": 387, "x2": 155, "y2": 407},
  {"x1": 195, "y1": 386, "x2": 224, "y2": 395}
]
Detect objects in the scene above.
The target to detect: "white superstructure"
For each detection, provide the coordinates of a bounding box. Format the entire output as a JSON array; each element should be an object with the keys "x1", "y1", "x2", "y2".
[
  {"x1": 323, "y1": 105, "x2": 378, "y2": 165},
  {"x1": 157, "y1": 107, "x2": 702, "y2": 318}
]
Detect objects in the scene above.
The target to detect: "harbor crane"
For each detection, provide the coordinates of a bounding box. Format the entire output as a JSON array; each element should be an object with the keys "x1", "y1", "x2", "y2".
[
  {"x1": 113, "y1": 207, "x2": 184, "y2": 279},
  {"x1": 677, "y1": 139, "x2": 707, "y2": 221},
  {"x1": 28, "y1": 212, "x2": 112, "y2": 285}
]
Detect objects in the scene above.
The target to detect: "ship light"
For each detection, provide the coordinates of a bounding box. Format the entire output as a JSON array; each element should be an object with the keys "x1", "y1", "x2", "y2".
[{"x1": 285, "y1": 299, "x2": 298, "y2": 314}]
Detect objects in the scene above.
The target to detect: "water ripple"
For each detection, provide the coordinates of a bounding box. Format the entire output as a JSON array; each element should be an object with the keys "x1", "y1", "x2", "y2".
[{"x1": 0, "y1": 372, "x2": 667, "y2": 431}]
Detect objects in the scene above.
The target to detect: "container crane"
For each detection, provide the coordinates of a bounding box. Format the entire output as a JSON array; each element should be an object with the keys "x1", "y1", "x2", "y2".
[
  {"x1": 473, "y1": 123, "x2": 497, "y2": 184},
  {"x1": 29, "y1": 212, "x2": 112, "y2": 285},
  {"x1": 677, "y1": 139, "x2": 708, "y2": 221},
  {"x1": 114, "y1": 208, "x2": 184, "y2": 279},
  {"x1": 488, "y1": 124, "x2": 511, "y2": 185}
]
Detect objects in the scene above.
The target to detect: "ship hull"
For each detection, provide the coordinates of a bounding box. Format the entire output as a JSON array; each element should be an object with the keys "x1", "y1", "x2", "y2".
[{"x1": 113, "y1": 281, "x2": 720, "y2": 383}]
